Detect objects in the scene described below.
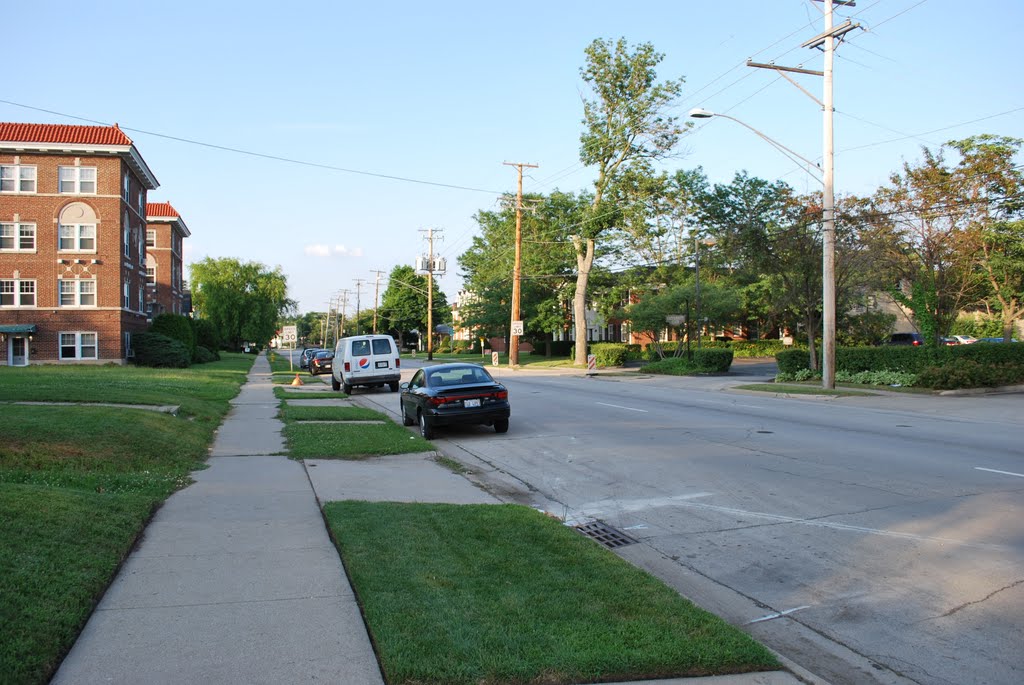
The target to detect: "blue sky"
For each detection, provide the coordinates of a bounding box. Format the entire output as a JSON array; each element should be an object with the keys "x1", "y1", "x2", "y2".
[{"x1": 4, "y1": 1, "x2": 1021, "y2": 313}]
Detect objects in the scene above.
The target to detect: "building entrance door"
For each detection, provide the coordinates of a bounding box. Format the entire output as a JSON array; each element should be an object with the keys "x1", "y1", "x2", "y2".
[{"x1": 9, "y1": 336, "x2": 28, "y2": 366}]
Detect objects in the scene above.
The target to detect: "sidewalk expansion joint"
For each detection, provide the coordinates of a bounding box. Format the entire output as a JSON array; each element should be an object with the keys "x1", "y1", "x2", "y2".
[{"x1": 97, "y1": 593, "x2": 351, "y2": 612}]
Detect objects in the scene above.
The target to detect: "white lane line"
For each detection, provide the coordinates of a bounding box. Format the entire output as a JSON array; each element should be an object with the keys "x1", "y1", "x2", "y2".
[
  {"x1": 975, "y1": 467, "x2": 1024, "y2": 478},
  {"x1": 673, "y1": 501, "x2": 1009, "y2": 551},
  {"x1": 595, "y1": 401, "x2": 648, "y2": 413},
  {"x1": 747, "y1": 606, "x2": 810, "y2": 624}
]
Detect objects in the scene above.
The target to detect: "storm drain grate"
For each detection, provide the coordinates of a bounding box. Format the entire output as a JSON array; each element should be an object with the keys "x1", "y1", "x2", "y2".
[{"x1": 573, "y1": 521, "x2": 639, "y2": 549}]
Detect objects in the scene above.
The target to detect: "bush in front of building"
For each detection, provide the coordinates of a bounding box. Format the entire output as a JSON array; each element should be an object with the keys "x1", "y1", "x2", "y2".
[
  {"x1": 640, "y1": 348, "x2": 733, "y2": 375},
  {"x1": 591, "y1": 343, "x2": 629, "y2": 367},
  {"x1": 191, "y1": 317, "x2": 222, "y2": 353},
  {"x1": 193, "y1": 345, "x2": 219, "y2": 364},
  {"x1": 133, "y1": 332, "x2": 191, "y2": 368},
  {"x1": 151, "y1": 313, "x2": 196, "y2": 359}
]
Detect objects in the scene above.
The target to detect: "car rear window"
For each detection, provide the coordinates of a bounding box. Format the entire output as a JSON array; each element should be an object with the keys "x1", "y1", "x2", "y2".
[
  {"x1": 351, "y1": 340, "x2": 370, "y2": 355},
  {"x1": 371, "y1": 338, "x2": 393, "y2": 354}
]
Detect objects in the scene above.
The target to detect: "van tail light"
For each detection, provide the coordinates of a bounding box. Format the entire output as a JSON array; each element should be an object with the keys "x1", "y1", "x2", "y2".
[
  {"x1": 396, "y1": 358, "x2": 401, "y2": 368},
  {"x1": 344, "y1": 361, "x2": 351, "y2": 371},
  {"x1": 912, "y1": 341, "x2": 920, "y2": 346}
]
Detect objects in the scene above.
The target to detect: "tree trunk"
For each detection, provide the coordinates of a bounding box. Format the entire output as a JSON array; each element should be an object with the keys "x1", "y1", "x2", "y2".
[{"x1": 573, "y1": 238, "x2": 595, "y2": 366}]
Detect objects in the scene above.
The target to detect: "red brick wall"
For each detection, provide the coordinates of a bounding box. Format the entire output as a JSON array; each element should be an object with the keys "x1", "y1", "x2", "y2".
[{"x1": 1, "y1": 151, "x2": 150, "y2": 364}]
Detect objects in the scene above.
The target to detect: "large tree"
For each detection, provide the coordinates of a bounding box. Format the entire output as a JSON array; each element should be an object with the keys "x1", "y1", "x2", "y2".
[
  {"x1": 458, "y1": 191, "x2": 582, "y2": 348},
  {"x1": 190, "y1": 257, "x2": 291, "y2": 350},
  {"x1": 378, "y1": 264, "x2": 448, "y2": 348},
  {"x1": 573, "y1": 37, "x2": 686, "y2": 365}
]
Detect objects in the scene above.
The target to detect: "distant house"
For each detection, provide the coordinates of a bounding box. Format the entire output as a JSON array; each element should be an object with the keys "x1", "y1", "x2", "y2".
[
  {"x1": 0, "y1": 122, "x2": 159, "y2": 365},
  {"x1": 145, "y1": 202, "x2": 190, "y2": 318}
]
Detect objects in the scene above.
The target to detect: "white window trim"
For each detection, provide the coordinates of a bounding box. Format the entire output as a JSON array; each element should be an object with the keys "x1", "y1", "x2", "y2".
[
  {"x1": 58, "y1": 166, "x2": 98, "y2": 195},
  {"x1": 0, "y1": 222, "x2": 36, "y2": 252},
  {"x1": 59, "y1": 331, "x2": 98, "y2": 360},
  {"x1": 0, "y1": 278, "x2": 37, "y2": 307},
  {"x1": 58, "y1": 278, "x2": 97, "y2": 307},
  {"x1": 58, "y1": 223, "x2": 97, "y2": 253},
  {"x1": 0, "y1": 164, "x2": 37, "y2": 194}
]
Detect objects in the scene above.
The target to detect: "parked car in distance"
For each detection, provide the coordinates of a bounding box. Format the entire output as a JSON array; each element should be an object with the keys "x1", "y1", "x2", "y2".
[
  {"x1": 332, "y1": 334, "x2": 401, "y2": 393},
  {"x1": 399, "y1": 362, "x2": 510, "y2": 439},
  {"x1": 299, "y1": 347, "x2": 322, "y2": 370},
  {"x1": 885, "y1": 332, "x2": 925, "y2": 346},
  {"x1": 309, "y1": 350, "x2": 334, "y2": 375},
  {"x1": 949, "y1": 335, "x2": 977, "y2": 344},
  {"x1": 975, "y1": 337, "x2": 1019, "y2": 343}
]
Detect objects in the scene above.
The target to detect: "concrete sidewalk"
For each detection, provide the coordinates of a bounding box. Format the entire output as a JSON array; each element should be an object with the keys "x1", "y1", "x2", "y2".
[{"x1": 52, "y1": 354, "x2": 806, "y2": 685}]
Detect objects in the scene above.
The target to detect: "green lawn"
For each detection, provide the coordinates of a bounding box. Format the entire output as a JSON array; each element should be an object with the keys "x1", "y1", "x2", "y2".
[
  {"x1": 283, "y1": 414, "x2": 432, "y2": 458},
  {"x1": 279, "y1": 404, "x2": 384, "y2": 422},
  {"x1": 0, "y1": 355, "x2": 252, "y2": 684},
  {"x1": 324, "y1": 502, "x2": 779, "y2": 685}
]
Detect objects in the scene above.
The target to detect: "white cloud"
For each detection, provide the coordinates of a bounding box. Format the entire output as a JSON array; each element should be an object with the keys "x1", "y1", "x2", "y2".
[
  {"x1": 305, "y1": 244, "x2": 332, "y2": 257},
  {"x1": 304, "y1": 244, "x2": 364, "y2": 258}
]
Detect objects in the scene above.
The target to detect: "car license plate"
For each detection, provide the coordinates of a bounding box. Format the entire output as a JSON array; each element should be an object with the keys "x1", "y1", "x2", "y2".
[
  {"x1": 464, "y1": 399, "x2": 481, "y2": 408},
  {"x1": 375, "y1": 361, "x2": 388, "y2": 368}
]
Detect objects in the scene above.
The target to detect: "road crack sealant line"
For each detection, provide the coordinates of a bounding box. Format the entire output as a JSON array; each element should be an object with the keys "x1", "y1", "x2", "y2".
[
  {"x1": 642, "y1": 537, "x2": 920, "y2": 685},
  {"x1": 936, "y1": 578, "x2": 1024, "y2": 619}
]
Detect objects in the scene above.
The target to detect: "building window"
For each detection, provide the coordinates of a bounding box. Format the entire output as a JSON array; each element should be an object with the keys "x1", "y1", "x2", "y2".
[
  {"x1": 123, "y1": 282, "x2": 130, "y2": 309},
  {"x1": 1, "y1": 279, "x2": 36, "y2": 307},
  {"x1": 122, "y1": 173, "x2": 130, "y2": 201},
  {"x1": 146, "y1": 265, "x2": 156, "y2": 285},
  {"x1": 59, "y1": 224, "x2": 96, "y2": 251},
  {"x1": 59, "y1": 166, "x2": 97, "y2": 194},
  {"x1": 59, "y1": 279, "x2": 97, "y2": 307},
  {"x1": 146, "y1": 229, "x2": 156, "y2": 247},
  {"x1": 60, "y1": 332, "x2": 98, "y2": 360},
  {"x1": 1, "y1": 222, "x2": 36, "y2": 251},
  {"x1": 138, "y1": 284, "x2": 144, "y2": 311},
  {"x1": 0, "y1": 165, "x2": 36, "y2": 193}
]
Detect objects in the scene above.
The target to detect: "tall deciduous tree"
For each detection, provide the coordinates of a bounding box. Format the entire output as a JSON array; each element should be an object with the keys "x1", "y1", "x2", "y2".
[
  {"x1": 190, "y1": 257, "x2": 291, "y2": 350},
  {"x1": 378, "y1": 265, "x2": 448, "y2": 348},
  {"x1": 573, "y1": 37, "x2": 686, "y2": 365}
]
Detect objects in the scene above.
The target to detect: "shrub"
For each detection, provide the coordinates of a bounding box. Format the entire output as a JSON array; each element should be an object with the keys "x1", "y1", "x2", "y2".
[
  {"x1": 730, "y1": 340, "x2": 788, "y2": 358},
  {"x1": 917, "y1": 360, "x2": 1024, "y2": 389},
  {"x1": 133, "y1": 332, "x2": 191, "y2": 368},
  {"x1": 950, "y1": 313, "x2": 1004, "y2": 339},
  {"x1": 193, "y1": 345, "x2": 219, "y2": 364},
  {"x1": 192, "y1": 317, "x2": 221, "y2": 352},
  {"x1": 640, "y1": 348, "x2": 732, "y2": 375},
  {"x1": 151, "y1": 313, "x2": 195, "y2": 358},
  {"x1": 591, "y1": 343, "x2": 629, "y2": 368},
  {"x1": 776, "y1": 349, "x2": 812, "y2": 375}
]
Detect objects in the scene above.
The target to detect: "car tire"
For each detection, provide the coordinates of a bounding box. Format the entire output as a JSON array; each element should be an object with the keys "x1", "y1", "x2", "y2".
[
  {"x1": 332, "y1": 377, "x2": 341, "y2": 391},
  {"x1": 310, "y1": 367, "x2": 317, "y2": 376},
  {"x1": 418, "y1": 411, "x2": 434, "y2": 440},
  {"x1": 401, "y1": 401, "x2": 415, "y2": 426},
  {"x1": 494, "y1": 418, "x2": 509, "y2": 434},
  {"x1": 389, "y1": 381, "x2": 400, "y2": 392},
  {"x1": 342, "y1": 383, "x2": 352, "y2": 395}
]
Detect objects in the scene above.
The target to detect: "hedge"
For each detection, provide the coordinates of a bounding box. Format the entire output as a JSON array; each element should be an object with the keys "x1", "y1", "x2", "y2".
[
  {"x1": 591, "y1": 343, "x2": 629, "y2": 367},
  {"x1": 133, "y1": 332, "x2": 191, "y2": 368},
  {"x1": 640, "y1": 348, "x2": 733, "y2": 375},
  {"x1": 776, "y1": 342, "x2": 1024, "y2": 388},
  {"x1": 151, "y1": 313, "x2": 195, "y2": 358}
]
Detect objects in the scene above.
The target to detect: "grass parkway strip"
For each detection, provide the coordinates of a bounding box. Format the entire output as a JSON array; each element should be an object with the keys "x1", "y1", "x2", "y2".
[
  {"x1": 324, "y1": 502, "x2": 780, "y2": 685},
  {"x1": 0, "y1": 354, "x2": 253, "y2": 685}
]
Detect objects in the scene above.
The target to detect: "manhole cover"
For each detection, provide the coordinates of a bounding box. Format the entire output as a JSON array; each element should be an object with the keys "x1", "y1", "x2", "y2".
[{"x1": 574, "y1": 521, "x2": 639, "y2": 549}]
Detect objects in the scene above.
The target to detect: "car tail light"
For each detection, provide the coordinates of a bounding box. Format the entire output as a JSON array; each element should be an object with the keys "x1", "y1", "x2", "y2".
[
  {"x1": 396, "y1": 358, "x2": 401, "y2": 368},
  {"x1": 912, "y1": 341, "x2": 920, "y2": 346},
  {"x1": 492, "y1": 390, "x2": 508, "y2": 400},
  {"x1": 344, "y1": 361, "x2": 351, "y2": 371}
]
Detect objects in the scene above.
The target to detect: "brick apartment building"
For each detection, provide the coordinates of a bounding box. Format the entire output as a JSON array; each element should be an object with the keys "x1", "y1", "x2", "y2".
[
  {"x1": 0, "y1": 123, "x2": 159, "y2": 365},
  {"x1": 145, "y1": 202, "x2": 190, "y2": 318}
]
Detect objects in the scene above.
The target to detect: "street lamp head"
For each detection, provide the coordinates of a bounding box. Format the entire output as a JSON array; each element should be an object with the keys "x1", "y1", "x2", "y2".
[{"x1": 688, "y1": 107, "x2": 715, "y2": 119}]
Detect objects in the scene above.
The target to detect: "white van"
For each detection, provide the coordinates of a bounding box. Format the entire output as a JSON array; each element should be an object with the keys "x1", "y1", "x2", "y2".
[{"x1": 332, "y1": 334, "x2": 401, "y2": 393}]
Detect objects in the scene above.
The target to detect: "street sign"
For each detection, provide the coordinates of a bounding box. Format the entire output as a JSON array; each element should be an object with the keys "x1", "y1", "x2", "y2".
[
  {"x1": 510, "y1": 320, "x2": 524, "y2": 336},
  {"x1": 281, "y1": 325, "x2": 297, "y2": 343},
  {"x1": 491, "y1": 352, "x2": 499, "y2": 366}
]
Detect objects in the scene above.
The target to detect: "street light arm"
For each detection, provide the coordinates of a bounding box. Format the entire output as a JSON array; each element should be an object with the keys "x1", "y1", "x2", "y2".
[{"x1": 713, "y1": 113, "x2": 824, "y2": 182}]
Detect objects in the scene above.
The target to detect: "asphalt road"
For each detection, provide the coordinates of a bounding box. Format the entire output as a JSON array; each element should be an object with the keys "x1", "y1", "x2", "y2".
[{"x1": 354, "y1": 358, "x2": 1023, "y2": 685}]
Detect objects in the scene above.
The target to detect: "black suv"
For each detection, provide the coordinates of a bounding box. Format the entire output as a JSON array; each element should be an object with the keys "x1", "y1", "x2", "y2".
[{"x1": 885, "y1": 332, "x2": 925, "y2": 346}]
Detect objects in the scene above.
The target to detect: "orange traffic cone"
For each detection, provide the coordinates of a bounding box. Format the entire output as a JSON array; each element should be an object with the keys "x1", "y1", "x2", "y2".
[{"x1": 291, "y1": 374, "x2": 304, "y2": 386}]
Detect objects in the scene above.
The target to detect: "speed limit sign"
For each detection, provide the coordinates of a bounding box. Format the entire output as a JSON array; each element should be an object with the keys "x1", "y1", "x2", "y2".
[{"x1": 281, "y1": 325, "x2": 297, "y2": 343}]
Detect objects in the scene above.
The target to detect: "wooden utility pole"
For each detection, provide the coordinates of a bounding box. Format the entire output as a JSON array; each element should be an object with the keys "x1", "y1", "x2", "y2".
[
  {"x1": 419, "y1": 227, "x2": 443, "y2": 360},
  {"x1": 370, "y1": 269, "x2": 385, "y2": 333},
  {"x1": 503, "y1": 161, "x2": 538, "y2": 367},
  {"x1": 352, "y1": 279, "x2": 365, "y2": 335}
]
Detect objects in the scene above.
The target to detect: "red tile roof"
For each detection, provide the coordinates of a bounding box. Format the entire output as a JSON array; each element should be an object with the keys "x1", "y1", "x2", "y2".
[
  {"x1": 146, "y1": 202, "x2": 180, "y2": 218},
  {"x1": 0, "y1": 122, "x2": 133, "y2": 146}
]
